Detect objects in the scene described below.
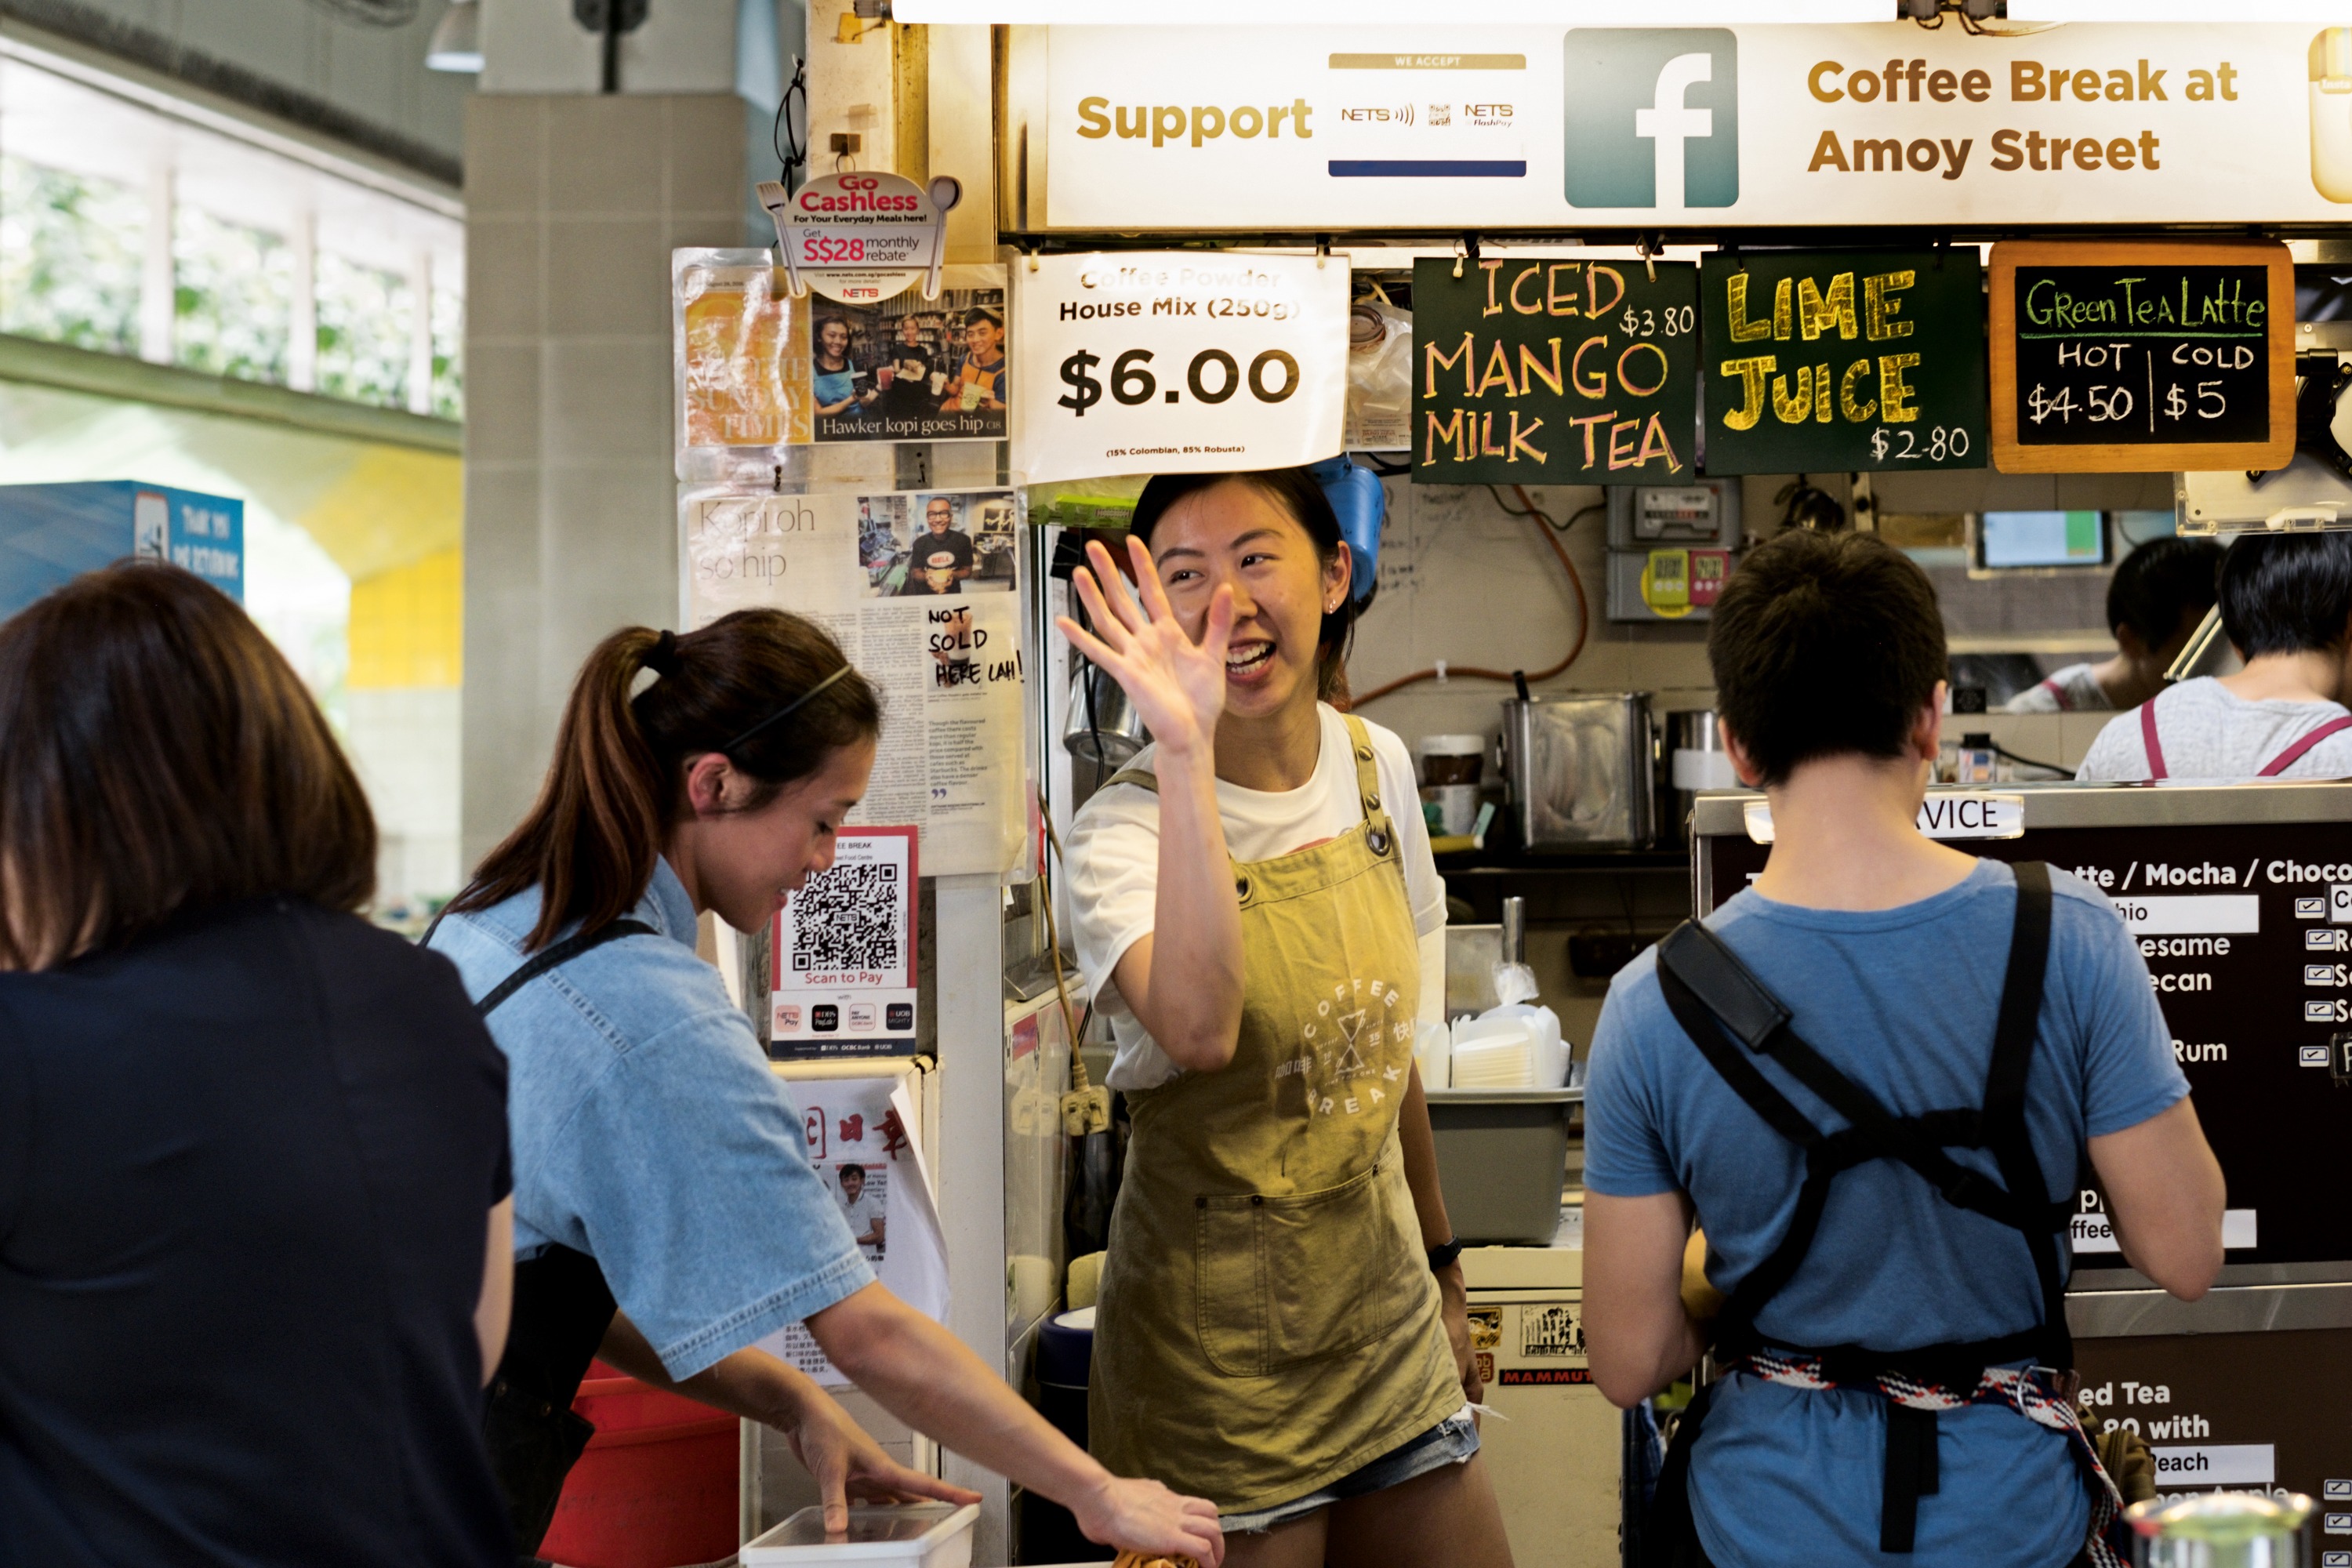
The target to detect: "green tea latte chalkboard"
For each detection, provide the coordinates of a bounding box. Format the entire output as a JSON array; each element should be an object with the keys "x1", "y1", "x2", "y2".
[
  {"x1": 1698, "y1": 247, "x2": 1986, "y2": 475},
  {"x1": 1989, "y1": 240, "x2": 2294, "y2": 474}
]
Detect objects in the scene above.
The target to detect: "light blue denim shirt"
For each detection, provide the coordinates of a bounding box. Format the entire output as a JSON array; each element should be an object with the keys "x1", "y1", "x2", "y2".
[{"x1": 426, "y1": 858, "x2": 872, "y2": 1378}]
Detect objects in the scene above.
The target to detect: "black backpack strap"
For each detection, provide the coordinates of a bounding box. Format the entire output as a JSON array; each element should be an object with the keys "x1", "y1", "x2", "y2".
[
  {"x1": 1658, "y1": 923, "x2": 2061, "y2": 1236},
  {"x1": 1981, "y1": 862, "x2": 2073, "y2": 1371},
  {"x1": 474, "y1": 920, "x2": 658, "y2": 1018}
]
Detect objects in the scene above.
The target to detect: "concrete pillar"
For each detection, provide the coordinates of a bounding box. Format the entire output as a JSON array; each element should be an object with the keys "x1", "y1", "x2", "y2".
[{"x1": 459, "y1": 91, "x2": 753, "y2": 868}]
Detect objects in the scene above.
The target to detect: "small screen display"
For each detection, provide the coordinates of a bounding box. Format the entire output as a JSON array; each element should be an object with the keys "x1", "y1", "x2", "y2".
[{"x1": 1977, "y1": 510, "x2": 2109, "y2": 570}]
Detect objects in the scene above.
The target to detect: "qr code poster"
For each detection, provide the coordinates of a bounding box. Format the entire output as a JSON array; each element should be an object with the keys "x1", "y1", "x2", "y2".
[{"x1": 771, "y1": 826, "x2": 919, "y2": 1058}]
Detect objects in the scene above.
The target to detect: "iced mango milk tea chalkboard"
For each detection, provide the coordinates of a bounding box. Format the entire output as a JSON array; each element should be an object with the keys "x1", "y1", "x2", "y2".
[
  {"x1": 1698, "y1": 247, "x2": 1987, "y2": 476},
  {"x1": 1411, "y1": 255, "x2": 1698, "y2": 485},
  {"x1": 1990, "y1": 239, "x2": 2294, "y2": 474}
]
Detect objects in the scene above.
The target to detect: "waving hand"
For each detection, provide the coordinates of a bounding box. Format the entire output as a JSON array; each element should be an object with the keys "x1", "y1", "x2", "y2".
[{"x1": 1058, "y1": 535, "x2": 1235, "y2": 759}]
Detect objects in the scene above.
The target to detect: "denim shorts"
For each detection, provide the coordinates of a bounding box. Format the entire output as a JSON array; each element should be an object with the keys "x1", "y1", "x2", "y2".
[{"x1": 1219, "y1": 1406, "x2": 1481, "y2": 1535}]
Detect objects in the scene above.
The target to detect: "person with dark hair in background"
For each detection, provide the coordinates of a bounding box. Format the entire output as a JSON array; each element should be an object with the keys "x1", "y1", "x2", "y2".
[
  {"x1": 1582, "y1": 529, "x2": 2224, "y2": 1568},
  {"x1": 2077, "y1": 531, "x2": 2352, "y2": 779},
  {"x1": 1062, "y1": 470, "x2": 1511, "y2": 1568},
  {"x1": 2005, "y1": 535, "x2": 2223, "y2": 713},
  {"x1": 0, "y1": 564, "x2": 514, "y2": 1568},
  {"x1": 426, "y1": 610, "x2": 1221, "y2": 1566}
]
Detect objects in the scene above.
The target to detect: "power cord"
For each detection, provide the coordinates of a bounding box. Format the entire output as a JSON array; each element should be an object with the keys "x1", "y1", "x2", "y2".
[{"x1": 1350, "y1": 484, "x2": 1591, "y2": 706}]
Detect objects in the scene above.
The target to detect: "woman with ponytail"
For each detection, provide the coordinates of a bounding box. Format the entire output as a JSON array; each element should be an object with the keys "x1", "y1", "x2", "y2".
[{"x1": 428, "y1": 609, "x2": 1221, "y2": 1566}]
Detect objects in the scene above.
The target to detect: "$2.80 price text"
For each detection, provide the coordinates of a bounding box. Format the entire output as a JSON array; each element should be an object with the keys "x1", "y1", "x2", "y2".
[{"x1": 1058, "y1": 347, "x2": 1301, "y2": 417}]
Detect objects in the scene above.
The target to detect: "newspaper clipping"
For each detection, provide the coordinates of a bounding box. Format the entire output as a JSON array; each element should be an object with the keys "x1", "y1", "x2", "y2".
[
  {"x1": 753, "y1": 1076, "x2": 948, "y2": 1387},
  {"x1": 684, "y1": 486, "x2": 1027, "y2": 877}
]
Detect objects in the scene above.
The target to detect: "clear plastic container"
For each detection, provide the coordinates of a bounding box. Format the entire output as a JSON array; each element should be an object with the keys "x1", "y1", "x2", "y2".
[{"x1": 742, "y1": 1503, "x2": 981, "y2": 1568}]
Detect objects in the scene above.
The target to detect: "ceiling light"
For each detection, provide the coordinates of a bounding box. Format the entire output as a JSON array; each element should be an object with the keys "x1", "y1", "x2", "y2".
[{"x1": 425, "y1": 0, "x2": 482, "y2": 73}]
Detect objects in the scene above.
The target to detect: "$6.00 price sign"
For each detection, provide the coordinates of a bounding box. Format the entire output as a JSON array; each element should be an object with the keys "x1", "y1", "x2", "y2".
[{"x1": 1013, "y1": 252, "x2": 1348, "y2": 484}]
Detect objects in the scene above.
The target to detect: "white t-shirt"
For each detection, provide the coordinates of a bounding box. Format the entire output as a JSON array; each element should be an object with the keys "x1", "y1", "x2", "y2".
[
  {"x1": 2077, "y1": 676, "x2": 2352, "y2": 781},
  {"x1": 837, "y1": 1189, "x2": 885, "y2": 1257},
  {"x1": 1067, "y1": 704, "x2": 1447, "y2": 1091},
  {"x1": 2002, "y1": 662, "x2": 2109, "y2": 714}
]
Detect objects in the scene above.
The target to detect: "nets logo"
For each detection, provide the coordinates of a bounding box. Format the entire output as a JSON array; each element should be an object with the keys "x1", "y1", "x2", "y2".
[{"x1": 1563, "y1": 29, "x2": 1737, "y2": 211}]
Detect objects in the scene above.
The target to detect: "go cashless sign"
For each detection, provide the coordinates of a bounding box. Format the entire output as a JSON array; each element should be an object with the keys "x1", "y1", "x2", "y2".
[{"x1": 1700, "y1": 805, "x2": 2352, "y2": 1271}]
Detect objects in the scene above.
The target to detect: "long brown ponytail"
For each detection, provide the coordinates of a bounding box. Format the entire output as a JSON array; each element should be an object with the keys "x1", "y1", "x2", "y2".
[{"x1": 449, "y1": 609, "x2": 880, "y2": 951}]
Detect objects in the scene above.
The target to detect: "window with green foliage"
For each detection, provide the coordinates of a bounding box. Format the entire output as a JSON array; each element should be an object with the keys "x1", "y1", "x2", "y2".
[
  {"x1": 430, "y1": 268, "x2": 463, "y2": 420},
  {"x1": 315, "y1": 249, "x2": 413, "y2": 408},
  {"x1": 0, "y1": 156, "x2": 143, "y2": 354},
  {"x1": 173, "y1": 205, "x2": 289, "y2": 383}
]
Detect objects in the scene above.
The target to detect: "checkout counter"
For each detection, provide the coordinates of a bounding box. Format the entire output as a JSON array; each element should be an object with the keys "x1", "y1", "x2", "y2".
[{"x1": 1693, "y1": 779, "x2": 2352, "y2": 1507}]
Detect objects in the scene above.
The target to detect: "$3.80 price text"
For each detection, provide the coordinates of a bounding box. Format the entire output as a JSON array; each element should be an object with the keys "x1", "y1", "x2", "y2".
[{"x1": 1058, "y1": 347, "x2": 1301, "y2": 417}]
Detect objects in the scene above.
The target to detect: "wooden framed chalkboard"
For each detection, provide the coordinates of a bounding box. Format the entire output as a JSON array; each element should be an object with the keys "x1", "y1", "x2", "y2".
[{"x1": 1989, "y1": 239, "x2": 2294, "y2": 474}]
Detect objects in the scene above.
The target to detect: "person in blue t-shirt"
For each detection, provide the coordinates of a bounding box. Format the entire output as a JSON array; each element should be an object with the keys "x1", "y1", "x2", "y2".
[{"x1": 1584, "y1": 528, "x2": 2225, "y2": 1568}]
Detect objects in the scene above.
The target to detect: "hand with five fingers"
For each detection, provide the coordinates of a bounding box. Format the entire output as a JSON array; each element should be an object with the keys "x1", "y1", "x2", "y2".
[{"x1": 1057, "y1": 535, "x2": 1235, "y2": 760}]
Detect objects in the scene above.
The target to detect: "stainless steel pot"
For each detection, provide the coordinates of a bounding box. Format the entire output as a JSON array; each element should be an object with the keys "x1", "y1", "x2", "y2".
[
  {"x1": 1062, "y1": 661, "x2": 1149, "y2": 767},
  {"x1": 1500, "y1": 693, "x2": 1654, "y2": 849}
]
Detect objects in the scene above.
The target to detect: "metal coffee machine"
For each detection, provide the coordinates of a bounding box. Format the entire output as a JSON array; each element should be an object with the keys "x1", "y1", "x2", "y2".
[{"x1": 1500, "y1": 692, "x2": 1654, "y2": 849}]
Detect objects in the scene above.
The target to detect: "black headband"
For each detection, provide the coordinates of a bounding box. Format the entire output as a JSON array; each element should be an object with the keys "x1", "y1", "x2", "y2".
[{"x1": 720, "y1": 664, "x2": 853, "y2": 755}]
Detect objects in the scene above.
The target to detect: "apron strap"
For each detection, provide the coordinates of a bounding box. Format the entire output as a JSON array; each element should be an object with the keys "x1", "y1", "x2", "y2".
[
  {"x1": 2139, "y1": 698, "x2": 2169, "y2": 781},
  {"x1": 1338, "y1": 713, "x2": 1385, "y2": 823},
  {"x1": 1102, "y1": 765, "x2": 1161, "y2": 794},
  {"x1": 2258, "y1": 713, "x2": 2352, "y2": 776},
  {"x1": 474, "y1": 920, "x2": 658, "y2": 1018}
]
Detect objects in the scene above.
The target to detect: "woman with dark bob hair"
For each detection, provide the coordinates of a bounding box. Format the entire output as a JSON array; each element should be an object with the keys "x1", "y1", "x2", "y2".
[
  {"x1": 0, "y1": 564, "x2": 514, "y2": 1566},
  {"x1": 426, "y1": 607, "x2": 1222, "y2": 1565}
]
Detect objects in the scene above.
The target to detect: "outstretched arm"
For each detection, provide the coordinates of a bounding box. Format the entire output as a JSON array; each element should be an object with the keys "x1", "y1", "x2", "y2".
[{"x1": 1062, "y1": 535, "x2": 1246, "y2": 1073}]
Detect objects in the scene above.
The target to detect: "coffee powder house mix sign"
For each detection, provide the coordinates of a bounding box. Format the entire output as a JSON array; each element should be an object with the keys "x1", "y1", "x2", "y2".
[
  {"x1": 1699, "y1": 247, "x2": 1987, "y2": 474},
  {"x1": 1411, "y1": 255, "x2": 1698, "y2": 485}
]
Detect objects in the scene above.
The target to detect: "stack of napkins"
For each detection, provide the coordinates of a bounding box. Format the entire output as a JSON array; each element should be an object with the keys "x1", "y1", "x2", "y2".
[{"x1": 1448, "y1": 1018, "x2": 1537, "y2": 1088}]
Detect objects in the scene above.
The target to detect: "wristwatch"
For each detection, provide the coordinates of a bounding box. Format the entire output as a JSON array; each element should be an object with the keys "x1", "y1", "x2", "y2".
[{"x1": 1428, "y1": 1236, "x2": 1465, "y2": 1272}]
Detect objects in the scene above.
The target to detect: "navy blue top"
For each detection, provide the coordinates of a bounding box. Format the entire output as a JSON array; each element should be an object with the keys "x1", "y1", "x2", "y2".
[{"x1": 0, "y1": 897, "x2": 511, "y2": 1568}]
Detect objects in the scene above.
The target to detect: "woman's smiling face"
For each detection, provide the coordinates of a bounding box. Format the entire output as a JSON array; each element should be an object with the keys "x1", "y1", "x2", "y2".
[
  {"x1": 818, "y1": 320, "x2": 850, "y2": 360},
  {"x1": 1147, "y1": 480, "x2": 1348, "y2": 724}
]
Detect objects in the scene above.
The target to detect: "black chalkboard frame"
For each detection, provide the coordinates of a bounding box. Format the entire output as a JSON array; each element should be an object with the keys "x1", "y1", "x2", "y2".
[{"x1": 1989, "y1": 238, "x2": 2295, "y2": 474}]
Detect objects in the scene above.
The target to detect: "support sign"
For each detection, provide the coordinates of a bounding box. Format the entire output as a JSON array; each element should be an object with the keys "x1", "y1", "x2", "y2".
[{"x1": 1035, "y1": 24, "x2": 2352, "y2": 230}]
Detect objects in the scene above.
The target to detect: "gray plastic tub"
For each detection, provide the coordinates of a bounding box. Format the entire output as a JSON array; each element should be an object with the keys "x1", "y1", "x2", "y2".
[{"x1": 1425, "y1": 1087, "x2": 1579, "y2": 1245}]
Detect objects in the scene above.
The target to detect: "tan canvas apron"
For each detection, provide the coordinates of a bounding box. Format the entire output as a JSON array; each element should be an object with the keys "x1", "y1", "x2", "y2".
[{"x1": 1087, "y1": 714, "x2": 1464, "y2": 1515}]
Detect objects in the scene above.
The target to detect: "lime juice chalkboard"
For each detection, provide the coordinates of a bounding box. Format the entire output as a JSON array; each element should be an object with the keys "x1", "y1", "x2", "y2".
[
  {"x1": 1411, "y1": 256, "x2": 1697, "y2": 485},
  {"x1": 1698, "y1": 247, "x2": 1986, "y2": 475},
  {"x1": 1989, "y1": 240, "x2": 2294, "y2": 474}
]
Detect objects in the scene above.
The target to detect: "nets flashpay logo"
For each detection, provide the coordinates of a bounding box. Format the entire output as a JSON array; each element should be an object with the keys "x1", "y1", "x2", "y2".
[{"x1": 1564, "y1": 29, "x2": 1738, "y2": 211}]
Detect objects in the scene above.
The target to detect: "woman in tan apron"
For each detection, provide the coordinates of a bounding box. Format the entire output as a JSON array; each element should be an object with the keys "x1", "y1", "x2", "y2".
[{"x1": 1062, "y1": 469, "x2": 1515, "y2": 1568}]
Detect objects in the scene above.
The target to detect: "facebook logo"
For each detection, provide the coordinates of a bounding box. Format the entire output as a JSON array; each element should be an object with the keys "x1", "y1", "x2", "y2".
[{"x1": 1563, "y1": 29, "x2": 1738, "y2": 210}]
